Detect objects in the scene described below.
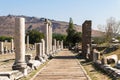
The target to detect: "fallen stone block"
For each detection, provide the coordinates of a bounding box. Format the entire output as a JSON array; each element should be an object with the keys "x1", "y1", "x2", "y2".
[
  {"x1": 28, "y1": 60, "x2": 42, "y2": 70},
  {"x1": 0, "y1": 70, "x2": 24, "y2": 80}
]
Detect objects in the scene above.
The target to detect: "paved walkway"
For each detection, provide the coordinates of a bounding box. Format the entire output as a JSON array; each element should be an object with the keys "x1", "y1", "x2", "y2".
[{"x1": 32, "y1": 49, "x2": 89, "y2": 80}]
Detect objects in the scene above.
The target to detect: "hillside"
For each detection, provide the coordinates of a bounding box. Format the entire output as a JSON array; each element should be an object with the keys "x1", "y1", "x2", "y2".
[{"x1": 0, "y1": 15, "x2": 103, "y2": 37}]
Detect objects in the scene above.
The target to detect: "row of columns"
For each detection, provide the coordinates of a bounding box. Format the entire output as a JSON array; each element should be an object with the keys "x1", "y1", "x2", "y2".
[
  {"x1": 0, "y1": 39, "x2": 14, "y2": 54},
  {"x1": 44, "y1": 19, "x2": 52, "y2": 56},
  {"x1": 11, "y1": 17, "x2": 64, "y2": 76},
  {"x1": 35, "y1": 39, "x2": 63, "y2": 60}
]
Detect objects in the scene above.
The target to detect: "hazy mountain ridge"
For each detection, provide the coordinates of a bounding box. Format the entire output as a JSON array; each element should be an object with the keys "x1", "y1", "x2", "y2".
[{"x1": 0, "y1": 15, "x2": 103, "y2": 37}]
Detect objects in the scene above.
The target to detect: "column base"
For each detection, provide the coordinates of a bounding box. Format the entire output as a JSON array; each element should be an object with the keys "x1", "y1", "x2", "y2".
[
  {"x1": 12, "y1": 62, "x2": 27, "y2": 70},
  {"x1": 43, "y1": 54, "x2": 48, "y2": 60},
  {"x1": 35, "y1": 56, "x2": 44, "y2": 62},
  {"x1": 0, "y1": 51, "x2": 4, "y2": 54}
]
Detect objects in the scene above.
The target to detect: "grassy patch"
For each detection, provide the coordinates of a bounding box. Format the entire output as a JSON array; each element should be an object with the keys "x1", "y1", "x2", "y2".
[
  {"x1": 74, "y1": 52, "x2": 107, "y2": 80},
  {"x1": 79, "y1": 59, "x2": 111, "y2": 80},
  {"x1": 104, "y1": 49, "x2": 120, "y2": 59}
]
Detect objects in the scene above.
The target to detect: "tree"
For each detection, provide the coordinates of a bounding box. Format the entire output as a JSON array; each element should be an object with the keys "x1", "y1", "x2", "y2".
[
  {"x1": 0, "y1": 36, "x2": 13, "y2": 42},
  {"x1": 53, "y1": 33, "x2": 66, "y2": 41},
  {"x1": 98, "y1": 17, "x2": 120, "y2": 43},
  {"x1": 53, "y1": 33, "x2": 67, "y2": 46},
  {"x1": 66, "y1": 18, "x2": 76, "y2": 46},
  {"x1": 26, "y1": 30, "x2": 44, "y2": 44},
  {"x1": 72, "y1": 32, "x2": 82, "y2": 44},
  {"x1": 92, "y1": 37, "x2": 106, "y2": 44}
]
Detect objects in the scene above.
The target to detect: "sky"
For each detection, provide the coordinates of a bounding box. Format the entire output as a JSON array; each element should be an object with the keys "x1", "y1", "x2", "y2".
[{"x1": 0, "y1": 0, "x2": 120, "y2": 30}]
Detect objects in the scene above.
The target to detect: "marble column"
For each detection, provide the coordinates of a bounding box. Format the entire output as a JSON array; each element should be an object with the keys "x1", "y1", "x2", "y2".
[
  {"x1": 53, "y1": 39, "x2": 56, "y2": 52},
  {"x1": 41, "y1": 39, "x2": 47, "y2": 61},
  {"x1": 41, "y1": 39, "x2": 45, "y2": 57},
  {"x1": 26, "y1": 35, "x2": 29, "y2": 50},
  {"x1": 44, "y1": 19, "x2": 53, "y2": 56},
  {"x1": 57, "y1": 40, "x2": 60, "y2": 50},
  {"x1": 93, "y1": 49, "x2": 100, "y2": 62},
  {"x1": 45, "y1": 19, "x2": 49, "y2": 55},
  {"x1": 12, "y1": 17, "x2": 27, "y2": 72},
  {"x1": 35, "y1": 43, "x2": 43, "y2": 61},
  {"x1": 52, "y1": 45, "x2": 55, "y2": 54},
  {"x1": 11, "y1": 39, "x2": 14, "y2": 53},
  {"x1": 48, "y1": 24, "x2": 50, "y2": 53},
  {"x1": 49, "y1": 23, "x2": 52, "y2": 53},
  {"x1": 34, "y1": 43, "x2": 36, "y2": 50},
  {"x1": 0, "y1": 42, "x2": 4, "y2": 54},
  {"x1": 4, "y1": 46, "x2": 8, "y2": 53},
  {"x1": 60, "y1": 40, "x2": 63, "y2": 50}
]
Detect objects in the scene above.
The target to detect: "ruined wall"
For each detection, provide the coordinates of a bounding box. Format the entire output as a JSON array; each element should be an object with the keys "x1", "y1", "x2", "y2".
[{"x1": 82, "y1": 20, "x2": 92, "y2": 58}]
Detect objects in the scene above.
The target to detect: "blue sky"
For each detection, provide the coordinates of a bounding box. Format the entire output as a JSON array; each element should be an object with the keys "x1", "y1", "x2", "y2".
[{"x1": 0, "y1": 0, "x2": 120, "y2": 30}]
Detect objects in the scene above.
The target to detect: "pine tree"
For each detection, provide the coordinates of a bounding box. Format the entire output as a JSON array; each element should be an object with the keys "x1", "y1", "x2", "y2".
[{"x1": 66, "y1": 18, "x2": 76, "y2": 47}]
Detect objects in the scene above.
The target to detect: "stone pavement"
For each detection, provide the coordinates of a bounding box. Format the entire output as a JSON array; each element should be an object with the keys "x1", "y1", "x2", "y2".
[{"x1": 32, "y1": 49, "x2": 90, "y2": 80}]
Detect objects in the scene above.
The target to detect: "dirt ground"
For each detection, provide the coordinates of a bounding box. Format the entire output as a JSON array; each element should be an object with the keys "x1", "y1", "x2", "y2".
[
  {"x1": 79, "y1": 59, "x2": 111, "y2": 80},
  {"x1": 0, "y1": 50, "x2": 36, "y2": 72}
]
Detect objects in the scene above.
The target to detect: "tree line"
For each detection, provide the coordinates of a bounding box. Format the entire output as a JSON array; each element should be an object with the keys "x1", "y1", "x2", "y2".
[{"x1": 0, "y1": 18, "x2": 82, "y2": 47}]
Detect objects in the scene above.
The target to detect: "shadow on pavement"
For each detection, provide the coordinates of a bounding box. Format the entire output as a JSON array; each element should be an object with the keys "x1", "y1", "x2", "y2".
[{"x1": 53, "y1": 55, "x2": 76, "y2": 59}]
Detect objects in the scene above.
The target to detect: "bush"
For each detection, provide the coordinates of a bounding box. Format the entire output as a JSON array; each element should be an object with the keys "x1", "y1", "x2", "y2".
[
  {"x1": 92, "y1": 37, "x2": 106, "y2": 44},
  {"x1": 26, "y1": 30, "x2": 44, "y2": 44},
  {"x1": 53, "y1": 33, "x2": 67, "y2": 46},
  {"x1": 0, "y1": 36, "x2": 13, "y2": 42},
  {"x1": 53, "y1": 33, "x2": 66, "y2": 41}
]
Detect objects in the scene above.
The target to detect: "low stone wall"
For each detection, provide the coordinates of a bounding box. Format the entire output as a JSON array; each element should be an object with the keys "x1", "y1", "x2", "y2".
[
  {"x1": 96, "y1": 47, "x2": 107, "y2": 51},
  {"x1": 94, "y1": 60, "x2": 120, "y2": 79}
]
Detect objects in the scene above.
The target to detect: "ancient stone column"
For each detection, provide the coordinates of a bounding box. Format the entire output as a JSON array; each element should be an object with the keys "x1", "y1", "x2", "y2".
[
  {"x1": 48, "y1": 24, "x2": 50, "y2": 53},
  {"x1": 35, "y1": 43, "x2": 43, "y2": 61},
  {"x1": 75, "y1": 43, "x2": 78, "y2": 52},
  {"x1": 60, "y1": 40, "x2": 63, "y2": 50},
  {"x1": 26, "y1": 35, "x2": 29, "y2": 50},
  {"x1": 34, "y1": 43, "x2": 36, "y2": 50},
  {"x1": 44, "y1": 19, "x2": 53, "y2": 56},
  {"x1": 12, "y1": 17, "x2": 27, "y2": 72},
  {"x1": 57, "y1": 40, "x2": 60, "y2": 50},
  {"x1": 53, "y1": 39, "x2": 56, "y2": 52},
  {"x1": 11, "y1": 39, "x2": 14, "y2": 53},
  {"x1": 0, "y1": 42, "x2": 4, "y2": 54},
  {"x1": 93, "y1": 53, "x2": 99, "y2": 62},
  {"x1": 52, "y1": 45, "x2": 55, "y2": 54},
  {"x1": 45, "y1": 19, "x2": 49, "y2": 55},
  {"x1": 32, "y1": 45, "x2": 35, "y2": 50},
  {"x1": 41, "y1": 39, "x2": 47, "y2": 61},
  {"x1": 93, "y1": 49, "x2": 100, "y2": 62},
  {"x1": 4, "y1": 46, "x2": 8, "y2": 54},
  {"x1": 41, "y1": 39, "x2": 45, "y2": 57},
  {"x1": 49, "y1": 23, "x2": 52, "y2": 53}
]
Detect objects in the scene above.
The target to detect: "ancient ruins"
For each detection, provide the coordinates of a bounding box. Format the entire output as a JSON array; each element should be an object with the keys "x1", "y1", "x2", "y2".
[
  {"x1": 0, "y1": 17, "x2": 63, "y2": 80},
  {"x1": 82, "y1": 20, "x2": 92, "y2": 59},
  {"x1": 0, "y1": 17, "x2": 120, "y2": 80}
]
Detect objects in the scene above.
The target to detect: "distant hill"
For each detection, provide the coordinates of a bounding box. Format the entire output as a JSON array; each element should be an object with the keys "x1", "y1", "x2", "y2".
[{"x1": 0, "y1": 15, "x2": 104, "y2": 37}]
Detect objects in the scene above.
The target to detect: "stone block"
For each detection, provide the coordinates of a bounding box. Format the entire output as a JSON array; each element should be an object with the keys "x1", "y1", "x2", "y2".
[{"x1": 28, "y1": 60, "x2": 41, "y2": 70}]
